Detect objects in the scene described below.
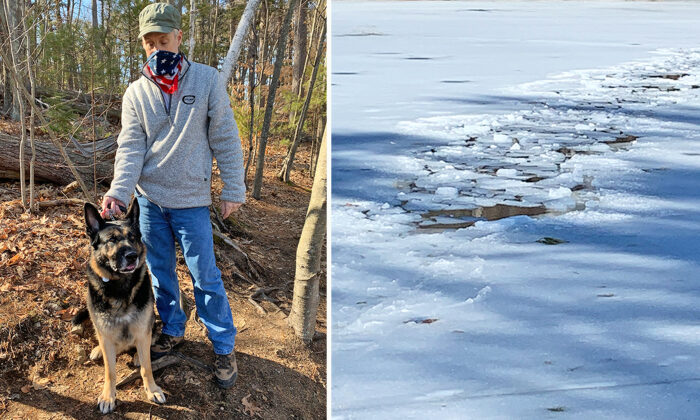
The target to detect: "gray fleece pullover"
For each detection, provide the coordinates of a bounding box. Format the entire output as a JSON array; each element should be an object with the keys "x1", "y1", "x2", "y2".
[{"x1": 105, "y1": 58, "x2": 246, "y2": 208}]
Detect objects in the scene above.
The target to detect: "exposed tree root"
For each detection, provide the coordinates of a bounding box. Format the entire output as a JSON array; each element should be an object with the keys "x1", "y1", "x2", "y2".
[
  {"x1": 116, "y1": 354, "x2": 179, "y2": 388},
  {"x1": 247, "y1": 286, "x2": 284, "y2": 315}
]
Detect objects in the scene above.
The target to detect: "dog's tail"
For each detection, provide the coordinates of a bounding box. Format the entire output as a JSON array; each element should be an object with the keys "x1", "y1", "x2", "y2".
[{"x1": 71, "y1": 308, "x2": 90, "y2": 326}]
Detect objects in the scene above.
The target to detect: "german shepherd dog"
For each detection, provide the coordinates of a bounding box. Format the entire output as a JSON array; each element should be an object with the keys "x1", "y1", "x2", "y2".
[{"x1": 75, "y1": 198, "x2": 165, "y2": 413}]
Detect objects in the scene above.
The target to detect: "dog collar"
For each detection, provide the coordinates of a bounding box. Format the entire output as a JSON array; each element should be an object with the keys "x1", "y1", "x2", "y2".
[{"x1": 101, "y1": 277, "x2": 110, "y2": 283}]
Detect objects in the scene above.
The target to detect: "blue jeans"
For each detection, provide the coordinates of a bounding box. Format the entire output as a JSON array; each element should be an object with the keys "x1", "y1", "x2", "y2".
[{"x1": 136, "y1": 194, "x2": 236, "y2": 355}]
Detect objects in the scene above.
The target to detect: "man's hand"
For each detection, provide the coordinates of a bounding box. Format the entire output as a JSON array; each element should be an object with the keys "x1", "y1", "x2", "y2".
[
  {"x1": 220, "y1": 201, "x2": 242, "y2": 219},
  {"x1": 101, "y1": 196, "x2": 126, "y2": 220}
]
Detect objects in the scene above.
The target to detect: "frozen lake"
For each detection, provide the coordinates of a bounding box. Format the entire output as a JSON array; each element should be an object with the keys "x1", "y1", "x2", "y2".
[{"x1": 331, "y1": 1, "x2": 700, "y2": 419}]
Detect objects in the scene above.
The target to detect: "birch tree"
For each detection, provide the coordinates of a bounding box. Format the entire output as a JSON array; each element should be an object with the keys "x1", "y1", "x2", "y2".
[
  {"x1": 219, "y1": 0, "x2": 262, "y2": 85},
  {"x1": 188, "y1": 0, "x2": 196, "y2": 57},
  {"x1": 288, "y1": 126, "x2": 326, "y2": 343},
  {"x1": 24, "y1": 3, "x2": 37, "y2": 212}
]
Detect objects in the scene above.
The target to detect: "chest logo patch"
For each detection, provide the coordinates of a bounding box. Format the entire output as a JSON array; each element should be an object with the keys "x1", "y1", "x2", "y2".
[{"x1": 182, "y1": 95, "x2": 196, "y2": 105}]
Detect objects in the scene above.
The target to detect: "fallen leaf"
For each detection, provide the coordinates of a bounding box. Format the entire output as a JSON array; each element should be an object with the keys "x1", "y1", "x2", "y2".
[
  {"x1": 56, "y1": 308, "x2": 74, "y2": 321},
  {"x1": 242, "y1": 394, "x2": 262, "y2": 417},
  {"x1": 20, "y1": 385, "x2": 31, "y2": 393},
  {"x1": 6, "y1": 252, "x2": 23, "y2": 266}
]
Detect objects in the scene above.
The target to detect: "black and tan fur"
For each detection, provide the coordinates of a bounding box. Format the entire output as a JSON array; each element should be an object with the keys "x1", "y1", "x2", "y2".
[{"x1": 78, "y1": 198, "x2": 165, "y2": 413}]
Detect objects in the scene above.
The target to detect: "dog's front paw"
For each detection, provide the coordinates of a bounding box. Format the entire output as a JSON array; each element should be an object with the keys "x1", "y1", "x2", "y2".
[
  {"x1": 97, "y1": 391, "x2": 116, "y2": 414},
  {"x1": 146, "y1": 386, "x2": 166, "y2": 405},
  {"x1": 90, "y1": 346, "x2": 102, "y2": 361}
]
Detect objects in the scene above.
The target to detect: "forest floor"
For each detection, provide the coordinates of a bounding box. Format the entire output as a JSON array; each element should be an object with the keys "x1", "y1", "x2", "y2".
[{"x1": 0, "y1": 118, "x2": 326, "y2": 419}]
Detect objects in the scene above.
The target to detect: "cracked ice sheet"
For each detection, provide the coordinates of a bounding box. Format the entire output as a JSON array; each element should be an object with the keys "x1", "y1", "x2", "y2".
[
  {"x1": 397, "y1": 51, "x2": 700, "y2": 217},
  {"x1": 331, "y1": 2, "x2": 700, "y2": 419}
]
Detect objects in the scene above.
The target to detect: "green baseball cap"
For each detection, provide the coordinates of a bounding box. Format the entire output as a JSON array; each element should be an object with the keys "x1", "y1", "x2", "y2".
[{"x1": 138, "y1": 3, "x2": 181, "y2": 39}]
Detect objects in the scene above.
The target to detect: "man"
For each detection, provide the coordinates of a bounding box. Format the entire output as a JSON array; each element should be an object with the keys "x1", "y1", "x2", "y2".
[{"x1": 101, "y1": 2, "x2": 243, "y2": 389}]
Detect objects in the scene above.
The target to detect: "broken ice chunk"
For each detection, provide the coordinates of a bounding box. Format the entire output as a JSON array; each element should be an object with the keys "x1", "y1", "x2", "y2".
[
  {"x1": 496, "y1": 168, "x2": 518, "y2": 178},
  {"x1": 492, "y1": 133, "x2": 510, "y2": 143},
  {"x1": 434, "y1": 187, "x2": 459, "y2": 198}
]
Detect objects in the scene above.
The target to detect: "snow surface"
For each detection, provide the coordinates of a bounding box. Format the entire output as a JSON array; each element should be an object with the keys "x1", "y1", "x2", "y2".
[{"x1": 331, "y1": 2, "x2": 700, "y2": 418}]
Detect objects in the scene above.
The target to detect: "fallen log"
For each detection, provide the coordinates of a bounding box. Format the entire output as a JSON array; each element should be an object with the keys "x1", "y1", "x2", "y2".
[
  {"x1": 0, "y1": 132, "x2": 115, "y2": 186},
  {"x1": 33, "y1": 87, "x2": 122, "y2": 123},
  {"x1": 247, "y1": 286, "x2": 284, "y2": 315},
  {"x1": 36, "y1": 198, "x2": 85, "y2": 208},
  {"x1": 34, "y1": 86, "x2": 121, "y2": 106}
]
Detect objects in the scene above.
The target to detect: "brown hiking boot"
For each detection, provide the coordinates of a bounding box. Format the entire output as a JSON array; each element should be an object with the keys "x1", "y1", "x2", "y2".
[
  {"x1": 214, "y1": 352, "x2": 238, "y2": 389},
  {"x1": 150, "y1": 332, "x2": 184, "y2": 359}
]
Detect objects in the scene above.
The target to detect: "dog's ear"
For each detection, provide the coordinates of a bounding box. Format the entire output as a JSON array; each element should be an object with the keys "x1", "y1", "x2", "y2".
[
  {"x1": 84, "y1": 202, "x2": 104, "y2": 245},
  {"x1": 125, "y1": 196, "x2": 140, "y2": 231}
]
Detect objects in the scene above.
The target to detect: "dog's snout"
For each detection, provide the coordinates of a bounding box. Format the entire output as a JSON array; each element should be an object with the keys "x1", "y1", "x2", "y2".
[
  {"x1": 114, "y1": 248, "x2": 139, "y2": 273},
  {"x1": 124, "y1": 251, "x2": 137, "y2": 264}
]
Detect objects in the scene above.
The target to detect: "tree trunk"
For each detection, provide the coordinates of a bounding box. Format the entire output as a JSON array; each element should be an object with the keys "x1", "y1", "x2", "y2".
[
  {"x1": 208, "y1": 0, "x2": 219, "y2": 67},
  {"x1": 252, "y1": 0, "x2": 297, "y2": 199},
  {"x1": 54, "y1": 0, "x2": 61, "y2": 30},
  {"x1": 277, "y1": 17, "x2": 325, "y2": 183},
  {"x1": 219, "y1": 0, "x2": 261, "y2": 86},
  {"x1": 2, "y1": 0, "x2": 24, "y2": 120},
  {"x1": 296, "y1": 0, "x2": 321, "y2": 99},
  {"x1": 0, "y1": 3, "x2": 12, "y2": 115},
  {"x1": 310, "y1": 116, "x2": 324, "y2": 176},
  {"x1": 188, "y1": 0, "x2": 196, "y2": 58},
  {"x1": 0, "y1": 132, "x2": 115, "y2": 186},
  {"x1": 1, "y1": 62, "x2": 11, "y2": 115},
  {"x1": 92, "y1": 0, "x2": 101, "y2": 60},
  {"x1": 291, "y1": 0, "x2": 307, "y2": 96},
  {"x1": 3, "y1": 0, "x2": 27, "y2": 207},
  {"x1": 243, "y1": 29, "x2": 257, "y2": 188},
  {"x1": 287, "y1": 126, "x2": 326, "y2": 343},
  {"x1": 256, "y1": 0, "x2": 269, "y2": 109},
  {"x1": 24, "y1": 3, "x2": 37, "y2": 212}
]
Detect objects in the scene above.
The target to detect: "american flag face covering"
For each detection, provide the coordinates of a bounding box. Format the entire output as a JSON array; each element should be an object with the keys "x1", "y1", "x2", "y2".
[{"x1": 146, "y1": 50, "x2": 183, "y2": 94}]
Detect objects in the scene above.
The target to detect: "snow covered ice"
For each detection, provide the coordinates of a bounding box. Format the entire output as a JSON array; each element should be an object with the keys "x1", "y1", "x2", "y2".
[{"x1": 331, "y1": 2, "x2": 700, "y2": 418}]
